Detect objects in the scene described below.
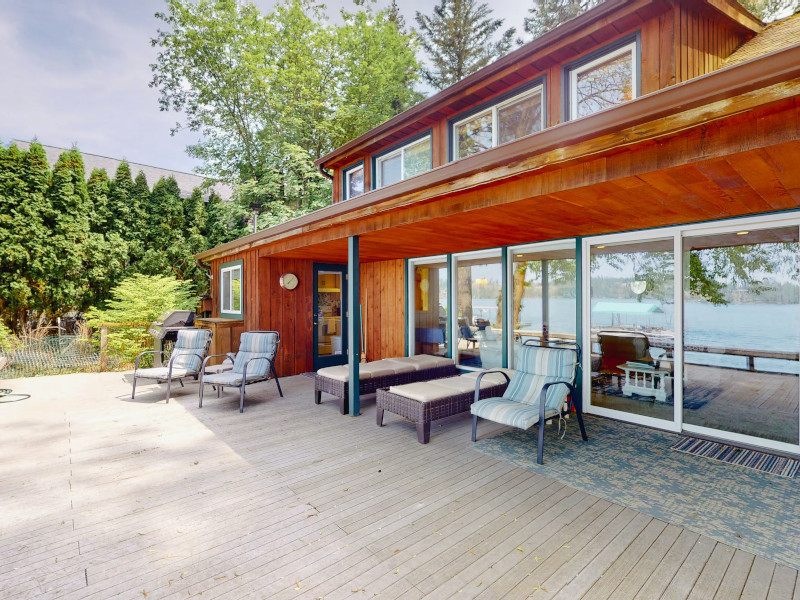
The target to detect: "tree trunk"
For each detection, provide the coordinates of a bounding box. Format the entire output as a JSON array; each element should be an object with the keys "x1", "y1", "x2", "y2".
[{"x1": 457, "y1": 266, "x2": 472, "y2": 324}]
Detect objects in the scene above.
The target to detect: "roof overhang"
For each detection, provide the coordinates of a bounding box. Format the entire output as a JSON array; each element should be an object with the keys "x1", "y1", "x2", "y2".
[{"x1": 198, "y1": 42, "x2": 800, "y2": 264}]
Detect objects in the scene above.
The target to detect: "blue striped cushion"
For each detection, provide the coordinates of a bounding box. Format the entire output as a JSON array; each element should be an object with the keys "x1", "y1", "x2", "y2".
[
  {"x1": 471, "y1": 397, "x2": 558, "y2": 430},
  {"x1": 504, "y1": 345, "x2": 577, "y2": 412},
  {"x1": 233, "y1": 332, "x2": 278, "y2": 377},
  {"x1": 171, "y1": 329, "x2": 211, "y2": 372}
]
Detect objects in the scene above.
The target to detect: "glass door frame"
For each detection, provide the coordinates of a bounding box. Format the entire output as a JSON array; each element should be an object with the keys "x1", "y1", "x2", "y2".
[
  {"x1": 408, "y1": 255, "x2": 449, "y2": 358},
  {"x1": 451, "y1": 247, "x2": 504, "y2": 371},
  {"x1": 312, "y1": 262, "x2": 348, "y2": 371},
  {"x1": 505, "y1": 239, "x2": 579, "y2": 368},
  {"x1": 581, "y1": 214, "x2": 800, "y2": 455}
]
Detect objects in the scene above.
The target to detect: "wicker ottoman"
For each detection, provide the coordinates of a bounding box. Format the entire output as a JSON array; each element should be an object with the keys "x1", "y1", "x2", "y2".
[
  {"x1": 376, "y1": 370, "x2": 512, "y2": 443},
  {"x1": 315, "y1": 355, "x2": 456, "y2": 414}
]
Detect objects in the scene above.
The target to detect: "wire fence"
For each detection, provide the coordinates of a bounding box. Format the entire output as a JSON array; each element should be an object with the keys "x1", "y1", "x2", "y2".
[{"x1": 0, "y1": 322, "x2": 148, "y2": 380}]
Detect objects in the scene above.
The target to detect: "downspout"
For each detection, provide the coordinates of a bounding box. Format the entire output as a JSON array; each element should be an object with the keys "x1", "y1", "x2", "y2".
[
  {"x1": 318, "y1": 164, "x2": 334, "y2": 181},
  {"x1": 196, "y1": 258, "x2": 213, "y2": 280}
]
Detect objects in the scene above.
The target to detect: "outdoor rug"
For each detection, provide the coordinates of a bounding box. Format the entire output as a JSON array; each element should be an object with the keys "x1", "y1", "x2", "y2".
[
  {"x1": 473, "y1": 415, "x2": 800, "y2": 570},
  {"x1": 671, "y1": 437, "x2": 800, "y2": 478}
]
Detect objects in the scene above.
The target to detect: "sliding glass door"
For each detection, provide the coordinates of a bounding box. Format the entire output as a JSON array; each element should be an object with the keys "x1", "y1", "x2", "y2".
[
  {"x1": 584, "y1": 217, "x2": 800, "y2": 453},
  {"x1": 682, "y1": 226, "x2": 800, "y2": 447}
]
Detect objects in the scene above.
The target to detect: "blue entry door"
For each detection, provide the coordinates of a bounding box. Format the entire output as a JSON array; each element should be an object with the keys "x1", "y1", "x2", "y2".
[{"x1": 313, "y1": 263, "x2": 348, "y2": 371}]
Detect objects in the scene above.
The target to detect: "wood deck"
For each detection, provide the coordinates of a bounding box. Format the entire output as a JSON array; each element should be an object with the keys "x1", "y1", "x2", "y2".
[{"x1": 1, "y1": 372, "x2": 798, "y2": 599}]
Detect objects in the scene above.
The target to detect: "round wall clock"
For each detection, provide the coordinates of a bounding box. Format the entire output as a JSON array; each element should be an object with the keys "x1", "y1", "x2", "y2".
[{"x1": 279, "y1": 273, "x2": 299, "y2": 290}]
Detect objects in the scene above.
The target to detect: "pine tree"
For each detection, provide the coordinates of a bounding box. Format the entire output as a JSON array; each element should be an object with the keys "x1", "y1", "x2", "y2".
[
  {"x1": 415, "y1": 0, "x2": 515, "y2": 90},
  {"x1": 522, "y1": 0, "x2": 602, "y2": 40}
]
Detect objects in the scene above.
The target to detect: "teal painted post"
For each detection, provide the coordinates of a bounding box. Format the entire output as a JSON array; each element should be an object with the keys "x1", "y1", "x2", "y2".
[
  {"x1": 575, "y1": 237, "x2": 583, "y2": 403},
  {"x1": 501, "y1": 247, "x2": 509, "y2": 368},
  {"x1": 404, "y1": 259, "x2": 409, "y2": 356},
  {"x1": 348, "y1": 236, "x2": 360, "y2": 416},
  {"x1": 446, "y1": 254, "x2": 454, "y2": 359}
]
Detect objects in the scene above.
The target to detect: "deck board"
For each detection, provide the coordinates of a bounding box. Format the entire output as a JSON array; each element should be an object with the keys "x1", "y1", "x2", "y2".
[{"x1": 0, "y1": 371, "x2": 797, "y2": 599}]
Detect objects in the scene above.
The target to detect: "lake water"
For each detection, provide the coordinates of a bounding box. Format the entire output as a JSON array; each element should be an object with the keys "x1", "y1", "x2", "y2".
[{"x1": 471, "y1": 297, "x2": 800, "y2": 374}]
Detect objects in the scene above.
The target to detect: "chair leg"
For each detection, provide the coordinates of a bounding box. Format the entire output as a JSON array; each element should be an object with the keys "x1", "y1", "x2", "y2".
[
  {"x1": 272, "y1": 366, "x2": 283, "y2": 397},
  {"x1": 166, "y1": 378, "x2": 171, "y2": 404},
  {"x1": 576, "y1": 407, "x2": 588, "y2": 441},
  {"x1": 471, "y1": 415, "x2": 478, "y2": 442},
  {"x1": 239, "y1": 384, "x2": 245, "y2": 413},
  {"x1": 314, "y1": 390, "x2": 322, "y2": 405},
  {"x1": 218, "y1": 386, "x2": 222, "y2": 398},
  {"x1": 376, "y1": 408, "x2": 384, "y2": 427},
  {"x1": 537, "y1": 422, "x2": 545, "y2": 465},
  {"x1": 417, "y1": 422, "x2": 430, "y2": 444},
  {"x1": 179, "y1": 379, "x2": 184, "y2": 388},
  {"x1": 131, "y1": 378, "x2": 137, "y2": 400},
  {"x1": 199, "y1": 382, "x2": 204, "y2": 408}
]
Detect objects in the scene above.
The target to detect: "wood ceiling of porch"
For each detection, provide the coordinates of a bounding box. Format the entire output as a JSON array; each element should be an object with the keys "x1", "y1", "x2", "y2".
[{"x1": 267, "y1": 130, "x2": 800, "y2": 263}]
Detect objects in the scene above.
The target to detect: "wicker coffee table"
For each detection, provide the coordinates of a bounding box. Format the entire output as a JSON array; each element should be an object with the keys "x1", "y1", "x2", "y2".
[{"x1": 376, "y1": 372, "x2": 511, "y2": 443}]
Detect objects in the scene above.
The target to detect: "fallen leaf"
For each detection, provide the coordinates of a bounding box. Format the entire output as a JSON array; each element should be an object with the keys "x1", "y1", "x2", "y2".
[
  {"x1": 477, "y1": 582, "x2": 482, "y2": 587},
  {"x1": 393, "y1": 549, "x2": 399, "y2": 553},
  {"x1": 147, "y1": 549, "x2": 155, "y2": 553},
  {"x1": 214, "y1": 575, "x2": 227, "y2": 580},
  {"x1": 193, "y1": 461, "x2": 198, "y2": 465},
  {"x1": 168, "y1": 579, "x2": 173, "y2": 586},
  {"x1": 142, "y1": 591, "x2": 148, "y2": 598},
  {"x1": 394, "y1": 569, "x2": 399, "y2": 574},
  {"x1": 468, "y1": 547, "x2": 477, "y2": 556},
  {"x1": 531, "y1": 584, "x2": 548, "y2": 592},
  {"x1": 534, "y1": 556, "x2": 541, "y2": 562},
  {"x1": 351, "y1": 589, "x2": 365, "y2": 593},
  {"x1": 563, "y1": 545, "x2": 570, "y2": 549},
  {"x1": 516, "y1": 547, "x2": 524, "y2": 553},
  {"x1": 295, "y1": 581, "x2": 302, "y2": 590}
]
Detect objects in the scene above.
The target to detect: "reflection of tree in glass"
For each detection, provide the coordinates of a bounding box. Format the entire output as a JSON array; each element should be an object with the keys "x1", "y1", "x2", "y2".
[
  {"x1": 232, "y1": 277, "x2": 242, "y2": 311},
  {"x1": 404, "y1": 140, "x2": 432, "y2": 179},
  {"x1": 687, "y1": 242, "x2": 799, "y2": 305},
  {"x1": 506, "y1": 260, "x2": 576, "y2": 328},
  {"x1": 498, "y1": 95, "x2": 542, "y2": 145},
  {"x1": 576, "y1": 53, "x2": 632, "y2": 117},
  {"x1": 457, "y1": 113, "x2": 493, "y2": 158}
]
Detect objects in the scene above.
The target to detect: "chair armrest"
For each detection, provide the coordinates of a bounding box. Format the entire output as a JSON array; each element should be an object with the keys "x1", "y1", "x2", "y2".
[
  {"x1": 201, "y1": 353, "x2": 234, "y2": 372},
  {"x1": 473, "y1": 370, "x2": 511, "y2": 403},
  {"x1": 135, "y1": 350, "x2": 169, "y2": 371},
  {"x1": 239, "y1": 356, "x2": 275, "y2": 384},
  {"x1": 539, "y1": 380, "x2": 578, "y2": 420}
]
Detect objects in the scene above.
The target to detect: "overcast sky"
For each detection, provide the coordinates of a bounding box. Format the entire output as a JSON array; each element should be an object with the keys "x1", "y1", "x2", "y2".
[{"x1": 0, "y1": 0, "x2": 528, "y2": 175}]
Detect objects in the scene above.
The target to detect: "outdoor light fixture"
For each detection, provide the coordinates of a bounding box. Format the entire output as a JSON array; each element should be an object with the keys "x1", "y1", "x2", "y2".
[{"x1": 630, "y1": 280, "x2": 647, "y2": 294}]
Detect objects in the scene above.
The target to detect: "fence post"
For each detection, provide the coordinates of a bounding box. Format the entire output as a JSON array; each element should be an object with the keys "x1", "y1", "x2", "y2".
[{"x1": 100, "y1": 325, "x2": 108, "y2": 372}]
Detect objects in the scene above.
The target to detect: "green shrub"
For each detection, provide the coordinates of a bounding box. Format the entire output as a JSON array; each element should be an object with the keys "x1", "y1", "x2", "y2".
[
  {"x1": 85, "y1": 274, "x2": 197, "y2": 364},
  {"x1": 0, "y1": 322, "x2": 16, "y2": 352}
]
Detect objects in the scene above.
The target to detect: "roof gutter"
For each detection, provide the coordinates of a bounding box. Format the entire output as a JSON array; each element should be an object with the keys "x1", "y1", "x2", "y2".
[
  {"x1": 198, "y1": 43, "x2": 800, "y2": 262},
  {"x1": 318, "y1": 164, "x2": 334, "y2": 181}
]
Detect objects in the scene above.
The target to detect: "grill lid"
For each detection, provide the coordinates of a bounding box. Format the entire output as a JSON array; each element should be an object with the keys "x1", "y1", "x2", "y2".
[{"x1": 148, "y1": 310, "x2": 196, "y2": 339}]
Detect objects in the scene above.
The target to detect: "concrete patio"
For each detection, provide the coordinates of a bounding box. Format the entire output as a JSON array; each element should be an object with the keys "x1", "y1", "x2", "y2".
[{"x1": 1, "y1": 371, "x2": 798, "y2": 599}]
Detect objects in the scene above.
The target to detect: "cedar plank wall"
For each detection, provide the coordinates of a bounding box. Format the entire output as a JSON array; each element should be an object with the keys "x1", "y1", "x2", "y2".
[
  {"x1": 359, "y1": 259, "x2": 406, "y2": 362},
  {"x1": 332, "y1": 0, "x2": 752, "y2": 197},
  {"x1": 210, "y1": 252, "x2": 405, "y2": 374}
]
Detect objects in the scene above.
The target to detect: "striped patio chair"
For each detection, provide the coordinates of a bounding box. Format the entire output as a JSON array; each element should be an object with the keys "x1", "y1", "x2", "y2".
[
  {"x1": 199, "y1": 330, "x2": 282, "y2": 413},
  {"x1": 470, "y1": 341, "x2": 588, "y2": 464},
  {"x1": 132, "y1": 328, "x2": 212, "y2": 403}
]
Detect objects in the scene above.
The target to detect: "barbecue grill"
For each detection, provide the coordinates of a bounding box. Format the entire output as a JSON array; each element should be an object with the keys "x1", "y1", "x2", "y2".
[{"x1": 148, "y1": 310, "x2": 198, "y2": 366}]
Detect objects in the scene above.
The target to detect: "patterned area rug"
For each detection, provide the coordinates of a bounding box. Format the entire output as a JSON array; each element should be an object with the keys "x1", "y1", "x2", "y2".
[
  {"x1": 300, "y1": 372, "x2": 316, "y2": 379},
  {"x1": 473, "y1": 415, "x2": 800, "y2": 570},
  {"x1": 671, "y1": 437, "x2": 800, "y2": 478}
]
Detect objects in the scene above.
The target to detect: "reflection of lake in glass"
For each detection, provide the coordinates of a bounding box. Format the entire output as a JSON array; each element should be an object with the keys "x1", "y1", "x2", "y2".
[{"x1": 472, "y1": 297, "x2": 799, "y2": 373}]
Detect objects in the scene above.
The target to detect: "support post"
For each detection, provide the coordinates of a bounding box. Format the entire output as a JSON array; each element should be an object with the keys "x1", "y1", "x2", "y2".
[
  {"x1": 99, "y1": 325, "x2": 108, "y2": 372},
  {"x1": 574, "y1": 238, "x2": 583, "y2": 404},
  {"x1": 542, "y1": 259, "x2": 550, "y2": 341},
  {"x1": 501, "y1": 247, "x2": 509, "y2": 368},
  {"x1": 348, "y1": 236, "x2": 361, "y2": 416},
  {"x1": 404, "y1": 258, "x2": 410, "y2": 357}
]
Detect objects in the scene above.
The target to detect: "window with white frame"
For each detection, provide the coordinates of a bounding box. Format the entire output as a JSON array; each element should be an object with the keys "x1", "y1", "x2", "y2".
[
  {"x1": 220, "y1": 262, "x2": 242, "y2": 316},
  {"x1": 569, "y1": 40, "x2": 638, "y2": 120},
  {"x1": 452, "y1": 85, "x2": 544, "y2": 161},
  {"x1": 343, "y1": 163, "x2": 364, "y2": 200},
  {"x1": 375, "y1": 135, "x2": 432, "y2": 189}
]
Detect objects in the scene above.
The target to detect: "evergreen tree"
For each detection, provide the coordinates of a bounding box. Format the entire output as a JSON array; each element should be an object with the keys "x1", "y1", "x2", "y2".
[
  {"x1": 87, "y1": 168, "x2": 112, "y2": 233},
  {"x1": 147, "y1": 176, "x2": 184, "y2": 244},
  {"x1": 202, "y1": 190, "x2": 231, "y2": 248},
  {"x1": 108, "y1": 161, "x2": 135, "y2": 236},
  {"x1": 0, "y1": 143, "x2": 50, "y2": 331},
  {"x1": 414, "y1": 0, "x2": 515, "y2": 90},
  {"x1": 522, "y1": 0, "x2": 602, "y2": 40},
  {"x1": 737, "y1": 0, "x2": 800, "y2": 21}
]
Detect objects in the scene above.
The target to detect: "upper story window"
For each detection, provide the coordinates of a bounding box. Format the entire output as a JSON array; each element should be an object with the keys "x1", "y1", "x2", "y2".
[
  {"x1": 375, "y1": 135, "x2": 432, "y2": 189},
  {"x1": 452, "y1": 84, "x2": 544, "y2": 161},
  {"x1": 343, "y1": 161, "x2": 364, "y2": 200},
  {"x1": 568, "y1": 39, "x2": 639, "y2": 120},
  {"x1": 220, "y1": 260, "x2": 243, "y2": 318}
]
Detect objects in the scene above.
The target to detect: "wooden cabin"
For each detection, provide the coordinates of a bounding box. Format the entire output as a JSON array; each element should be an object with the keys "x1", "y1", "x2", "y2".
[{"x1": 197, "y1": 0, "x2": 800, "y2": 456}]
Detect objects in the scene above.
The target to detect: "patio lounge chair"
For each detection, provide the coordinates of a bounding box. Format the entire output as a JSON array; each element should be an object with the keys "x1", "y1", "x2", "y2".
[
  {"x1": 199, "y1": 330, "x2": 282, "y2": 413},
  {"x1": 470, "y1": 340, "x2": 587, "y2": 464},
  {"x1": 132, "y1": 328, "x2": 212, "y2": 402}
]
